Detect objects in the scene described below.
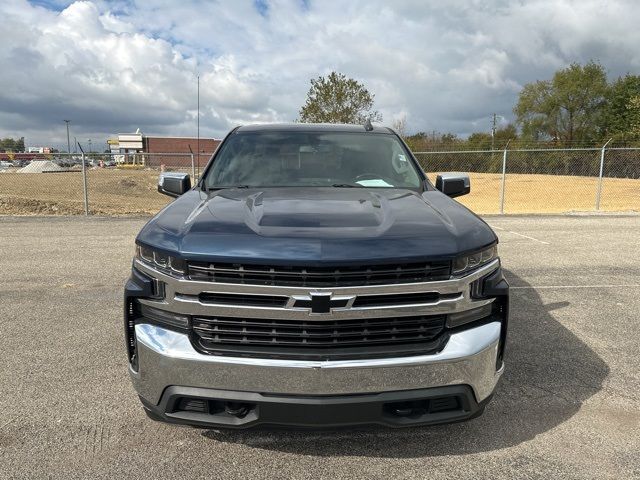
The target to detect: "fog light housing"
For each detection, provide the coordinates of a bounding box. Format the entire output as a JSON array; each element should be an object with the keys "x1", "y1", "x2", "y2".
[
  {"x1": 138, "y1": 302, "x2": 189, "y2": 330},
  {"x1": 447, "y1": 303, "x2": 493, "y2": 328}
]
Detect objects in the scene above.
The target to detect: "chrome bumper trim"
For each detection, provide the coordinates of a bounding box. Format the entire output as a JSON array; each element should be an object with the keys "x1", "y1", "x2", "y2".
[{"x1": 131, "y1": 321, "x2": 503, "y2": 405}]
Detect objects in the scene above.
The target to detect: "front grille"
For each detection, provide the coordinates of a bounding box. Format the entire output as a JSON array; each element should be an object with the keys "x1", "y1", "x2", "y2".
[
  {"x1": 191, "y1": 314, "x2": 447, "y2": 360},
  {"x1": 186, "y1": 261, "x2": 451, "y2": 287}
]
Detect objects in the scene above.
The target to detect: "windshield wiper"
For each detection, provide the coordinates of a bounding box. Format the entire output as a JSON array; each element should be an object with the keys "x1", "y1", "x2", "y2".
[
  {"x1": 331, "y1": 183, "x2": 364, "y2": 188},
  {"x1": 207, "y1": 185, "x2": 252, "y2": 190}
]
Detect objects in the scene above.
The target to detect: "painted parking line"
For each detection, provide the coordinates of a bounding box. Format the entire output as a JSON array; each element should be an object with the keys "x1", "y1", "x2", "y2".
[
  {"x1": 489, "y1": 225, "x2": 550, "y2": 245},
  {"x1": 511, "y1": 284, "x2": 640, "y2": 290}
]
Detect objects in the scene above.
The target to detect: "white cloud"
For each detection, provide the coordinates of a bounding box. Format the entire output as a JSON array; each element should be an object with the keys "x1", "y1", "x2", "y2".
[{"x1": 1, "y1": 0, "x2": 640, "y2": 147}]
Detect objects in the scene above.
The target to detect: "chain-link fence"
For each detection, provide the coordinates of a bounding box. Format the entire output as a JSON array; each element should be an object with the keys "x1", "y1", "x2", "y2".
[
  {"x1": 414, "y1": 146, "x2": 640, "y2": 214},
  {"x1": 1, "y1": 147, "x2": 638, "y2": 215},
  {"x1": 0, "y1": 152, "x2": 199, "y2": 215}
]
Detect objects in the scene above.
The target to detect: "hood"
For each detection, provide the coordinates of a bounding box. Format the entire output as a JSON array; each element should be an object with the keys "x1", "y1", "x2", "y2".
[{"x1": 137, "y1": 187, "x2": 496, "y2": 265}]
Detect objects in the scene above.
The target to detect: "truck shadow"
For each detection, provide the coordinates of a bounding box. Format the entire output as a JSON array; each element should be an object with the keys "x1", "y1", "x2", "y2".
[{"x1": 202, "y1": 271, "x2": 609, "y2": 457}]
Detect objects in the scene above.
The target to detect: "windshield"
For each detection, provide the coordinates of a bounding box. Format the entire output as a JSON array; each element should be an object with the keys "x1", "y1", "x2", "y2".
[{"x1": 203, "y1": 131, "x2": 423, "y2": 189}]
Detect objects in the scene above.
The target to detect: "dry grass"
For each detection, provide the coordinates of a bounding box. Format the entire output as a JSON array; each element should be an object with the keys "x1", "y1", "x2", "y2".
[
  {"x1": 426, "y1": 172, "x2": 640, "y2": 214},
  {"x1": 0, "y1": 169, "x2": 170, "y2": 215},
  {"x1": 0, "y1": 169, "x2": 638, "y2": 215}
]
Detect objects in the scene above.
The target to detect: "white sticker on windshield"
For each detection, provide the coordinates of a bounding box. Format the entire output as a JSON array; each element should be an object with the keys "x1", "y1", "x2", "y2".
[{"x1": 356, "y1": 179, "x2": 394, "y2": 187}]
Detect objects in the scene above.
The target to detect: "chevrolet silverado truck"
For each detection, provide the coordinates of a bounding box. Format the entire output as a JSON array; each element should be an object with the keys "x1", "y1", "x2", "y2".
[{"x1": 124, "y1": 123, "x2": 509, "y2": 428}]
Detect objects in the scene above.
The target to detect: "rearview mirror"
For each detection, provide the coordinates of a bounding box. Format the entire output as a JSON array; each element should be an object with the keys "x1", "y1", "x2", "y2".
[
  {"x1": 158, "y1": 172, "x2": 191, "y2": 197},
  {"x1": 435, "y1": 172, "x2": 470, "y2": 198}
]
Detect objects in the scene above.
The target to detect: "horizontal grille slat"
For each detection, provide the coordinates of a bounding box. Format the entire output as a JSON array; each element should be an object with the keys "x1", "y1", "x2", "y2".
[
  {"x1": 186, "y1": 261, "x2": 451, "y2": 287},
  {"x1": 195, "y1": 334, "x2": 441, "y2": 347},
  {"x1": 191, "y1": 315, "x2": 447, "y2": 360},
  {"x1": 352, "y1": 292, "x2": 442, "y2": 308},
  {"x1": 192, "y1": 316, "x2": 444, "y2": 330},
  {"x1": 193, "y1": 324, "x2": 443, "y2": 339},
  {"x1": 198, "y1": 292, "x2": 288, "y2": 307}
]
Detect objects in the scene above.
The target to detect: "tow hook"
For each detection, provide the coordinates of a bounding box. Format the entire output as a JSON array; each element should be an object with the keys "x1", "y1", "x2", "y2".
[{"x1": 225, "y1": 402, "x2": 251, "y2": 418}]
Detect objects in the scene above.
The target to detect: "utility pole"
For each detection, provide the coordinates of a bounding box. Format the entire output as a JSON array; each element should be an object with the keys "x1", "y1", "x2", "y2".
[
  {"x1": 491, "y1": 113, "x2": 497, "y2": 165},
  {"x1": 595, "y1": 138, "x2": 612, "y2": 210},
  {"x1": 63, "y1": 120, "x2": 71, "y2": 156},
  {"x1": 88, "y1": 139, "x2": 92, "y2": 153},
  {"x1": 491, "y1": 113, "x2": 497, "y2": 151},
  {"x1": 73, "y1": 137, "x2": 77, "y2": 154},
  {"x1": 77, "y1": 142, "x2": 89, "y2": 215}
]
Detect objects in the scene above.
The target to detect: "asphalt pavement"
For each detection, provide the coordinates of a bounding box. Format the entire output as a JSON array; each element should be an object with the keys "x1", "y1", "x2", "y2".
[{"x1": 0, "y1": 215, "x2": 638, "y2": 479}]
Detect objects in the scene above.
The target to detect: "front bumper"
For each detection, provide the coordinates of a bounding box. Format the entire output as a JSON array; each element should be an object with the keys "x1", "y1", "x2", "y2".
[
  {"x1": 130, "y1": 320, "x2": 503, "y2": 428},
  {"x1": 141, "y1": 384, "x2": 493, "y2": 428},
  {"x1": 125, "y1": 257, "x2": 508, "y2": 428}
]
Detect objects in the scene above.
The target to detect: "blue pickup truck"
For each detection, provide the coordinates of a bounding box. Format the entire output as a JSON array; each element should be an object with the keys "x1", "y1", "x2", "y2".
[{"x1": 124, "y1": 123, "x2": 509, "y2": 428}]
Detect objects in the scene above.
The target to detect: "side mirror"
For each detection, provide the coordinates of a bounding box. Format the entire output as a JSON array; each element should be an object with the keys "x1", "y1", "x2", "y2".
[
  {"x1": 435, "y1": 172, "x2": 470, "y2": 198},
  {"x1": 158, "y1": 172, "x2": 191, "y2": 197}
]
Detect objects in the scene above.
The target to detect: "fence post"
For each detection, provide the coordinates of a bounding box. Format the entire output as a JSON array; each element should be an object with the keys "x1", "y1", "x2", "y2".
[
  {"x1": 595, "y1": 138, "x2": 612, "y2": 211},
  {"x1": 499, "y1": 140, "x2": 510, "y2": 214},
  {"x1": 81, "y1": 149, "x2": 89, "y2": 215}
]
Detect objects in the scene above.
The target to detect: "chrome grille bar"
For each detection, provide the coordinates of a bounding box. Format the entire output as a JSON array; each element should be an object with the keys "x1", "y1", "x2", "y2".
[
  {"x1": 134, "y1": 258, "x2": 499, "y2": 321},
  {"x1": 186, "y1": 260, "x2": 451, "y2": 287}
]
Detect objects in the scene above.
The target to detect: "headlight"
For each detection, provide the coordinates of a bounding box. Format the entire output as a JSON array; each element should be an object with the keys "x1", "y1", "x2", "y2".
[
  {"x1": 452, "y1": 245, "x2": 497, "y2": 275},
  {"x1": 136, "y1": 244, "x2": 187, "y2": 275}
]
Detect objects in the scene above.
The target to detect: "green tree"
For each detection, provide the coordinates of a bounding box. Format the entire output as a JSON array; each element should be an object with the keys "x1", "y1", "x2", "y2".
[
  {"x1": 0, "y1": 137, "x2": 25, "y2": 152},
  {"x1": 601, "y1": 74, "x2": 640, "y2": 141},
  {"x1": 403, "y1": 131, "x2": 427, "y2": 151},
  {"x1": 299, "y1": 72, "x2": 382, "y2": 124},
  {"x1": 514, "y1": 62, "x2": 608, "y2": 145},
  {"x1": 403, "y1": 131, "x2": 461, "y2": 151},
  {"x1": 466, "y1": 124, "x2": 517, "y2": 150},
  {"x1": 0, "y1": 138, "x2": 15, "y2": 151},
  {"x1": 627, "y1": 95, "x2": 640, "y2": 138},
  {"x1": 440, "y1": 133, "x2": 460, "y2": 144}
]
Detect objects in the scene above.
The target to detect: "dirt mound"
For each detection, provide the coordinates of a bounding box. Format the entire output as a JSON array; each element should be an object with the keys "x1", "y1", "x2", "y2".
[{"x1": 17, "y1": 161, "x2": 65, "y2": 173}]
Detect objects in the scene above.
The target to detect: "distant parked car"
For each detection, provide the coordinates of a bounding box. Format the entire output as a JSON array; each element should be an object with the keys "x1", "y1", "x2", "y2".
[
  {"x1": 52, "y1": 157, "x2": 71, "y2": 168},
  {"x1": 0, "y1": 160, "x2": 11, "y2": 169}
]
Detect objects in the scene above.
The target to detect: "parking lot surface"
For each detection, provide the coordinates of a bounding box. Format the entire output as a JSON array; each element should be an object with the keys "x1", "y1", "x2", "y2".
[{"x1": 1, "y1": 215, "x2": 639, "y2": 479}]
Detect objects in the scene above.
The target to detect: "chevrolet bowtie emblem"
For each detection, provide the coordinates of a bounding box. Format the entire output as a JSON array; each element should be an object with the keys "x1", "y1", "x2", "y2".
[{"x1": 289, "y1": 292, "x2": 355, "y2": 314}]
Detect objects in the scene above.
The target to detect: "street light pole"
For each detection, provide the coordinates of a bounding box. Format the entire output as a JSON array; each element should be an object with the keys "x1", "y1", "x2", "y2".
[{"x1": 63, "y1": 120, "x2": 71, "y2": 155}]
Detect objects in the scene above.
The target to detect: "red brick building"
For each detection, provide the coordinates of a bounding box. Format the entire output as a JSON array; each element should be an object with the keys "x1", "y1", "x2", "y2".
[
  {"x1": 144, "y1": 136, "x2": 220, "y2": 168},
  {"x1": 110, "y1": 133, "x2": 221, "y2": 168}
]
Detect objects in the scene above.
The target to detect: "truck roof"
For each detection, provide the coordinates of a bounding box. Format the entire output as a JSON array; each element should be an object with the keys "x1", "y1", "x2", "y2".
[{"x1": 235, "y1": 123, "x2": 393, "y2": 134}]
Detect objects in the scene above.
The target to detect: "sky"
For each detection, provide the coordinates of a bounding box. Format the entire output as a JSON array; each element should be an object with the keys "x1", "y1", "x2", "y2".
[{"x1": 2, "y1": 0, "x2": 640, "y2": 148}]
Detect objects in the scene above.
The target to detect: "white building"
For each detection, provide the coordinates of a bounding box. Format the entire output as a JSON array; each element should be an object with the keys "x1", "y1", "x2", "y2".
[{"x1": 27, "y1": 146, "x2": 51, "y2": 154}]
